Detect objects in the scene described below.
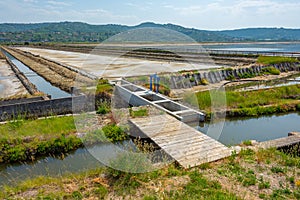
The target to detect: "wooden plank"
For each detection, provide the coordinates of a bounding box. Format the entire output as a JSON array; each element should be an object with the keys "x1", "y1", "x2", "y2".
[
  {"x1": 154, "y1": 134, "x2": 206, "y2": 146},
  {"x1": 165, "y1": 141, "x2": 226, "y2": 159},
  {"x1": 182, "y1": 152, "x2": 232, "y2": 168},
  {"x1": 159, "y1": 136, "x2": 207, "y2": 149},
  {"x1": 258, "y1": 136, "x2": 300, "y2": 149},
  {"x1": 137, "y1": 124, "x2": 191, "y2": 137},
  {"x1": 177, "y1": 146, "x2": 231, "y2": 163}
]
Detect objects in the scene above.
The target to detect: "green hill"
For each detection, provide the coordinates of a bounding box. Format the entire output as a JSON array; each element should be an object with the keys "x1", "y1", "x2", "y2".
[
  {"x1": 0, "y1": 22, "x2": 299, "y2": 43},
  {"x1": 220, "y1": 28, "x2": 300, "y2": 41}
]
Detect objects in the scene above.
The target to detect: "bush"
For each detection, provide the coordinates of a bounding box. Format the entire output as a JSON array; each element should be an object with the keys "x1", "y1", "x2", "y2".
[
  {"x1": 130, "y1": 108, "x2": 148, "y2": 118},
  {"x1": 96, "y1": 101, "x2": 111, "y2": 114},
  {"x1": 226, "y1": 75, "x2": 236, "y2": 81},
  {"x1": 102, "y1": 124, "x2": 128, "y2": 142},
  {"x1": 261, "y1": 67, "x2": 280, "y2": 75},
  {"x1": 200, "y1": 78, "x2": 209, "y2": 85},
  {"x1": 189, "y1": 77, "x2": 195, "y2": 82}
]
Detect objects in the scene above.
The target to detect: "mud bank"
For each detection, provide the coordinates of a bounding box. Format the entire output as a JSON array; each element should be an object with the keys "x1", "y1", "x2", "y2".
[{"x1": 0, "y1": 59, "x2": 28, "y2": 99}]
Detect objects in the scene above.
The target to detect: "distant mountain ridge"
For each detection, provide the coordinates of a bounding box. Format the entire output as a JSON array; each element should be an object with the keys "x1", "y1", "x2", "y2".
[{"x1": 0, "y1": 21, "x2": 299, "y2": 43}]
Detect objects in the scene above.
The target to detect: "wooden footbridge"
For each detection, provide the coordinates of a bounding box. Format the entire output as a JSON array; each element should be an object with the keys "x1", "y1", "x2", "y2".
[
  {"x1": 130, "y1": 114, "x2": 233, "y2": 168},
  {"x1": 111, "y1": 79, "x2": 233, "y2": 168}
]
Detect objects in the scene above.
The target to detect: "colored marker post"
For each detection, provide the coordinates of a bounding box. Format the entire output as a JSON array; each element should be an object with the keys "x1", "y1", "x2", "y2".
[
  {"x1": 149, "y1": 75, "x2": 153, "y2": 91},
  {"x1": 156, "y1": 76, "x2": 160, "y2": 94}
]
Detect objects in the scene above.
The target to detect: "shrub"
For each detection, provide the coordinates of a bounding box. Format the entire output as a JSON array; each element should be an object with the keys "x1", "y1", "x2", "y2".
[
  {"x1": 271, "y1": 166, "x2": 285, "y2": 174},
  {"x1": 226, "y1": 75, "x2": 236, "y2": 81},
  {"x1": 200, "y1": 78, "x2": 209, "y2": 85},
  {"x1": 261, "y1": 67, "x2": 280, "y2": 75},
  {"x1": 96, "y1": 101, "x2": 111, "y2": 115},
  {"x1": 130, "y1": 108, "x2": 148, "y2": 118},
  {"x1": 243, "y1": 140, "x2": 252, "y2": 146},
  {"x1": 102, "y1": 124, "x2": 128, "y2": 142}
]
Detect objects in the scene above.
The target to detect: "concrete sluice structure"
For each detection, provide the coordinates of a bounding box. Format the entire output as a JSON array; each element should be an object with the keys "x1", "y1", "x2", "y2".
[{"x1": 112, "y1": 79, "x2": 205, "y2": 123}]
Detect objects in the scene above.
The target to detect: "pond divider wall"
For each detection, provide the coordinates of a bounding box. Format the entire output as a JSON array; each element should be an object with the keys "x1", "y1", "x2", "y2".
[
  {"x1": 0, "y1": 95, "x2": 94, "y2": 121},
  {"x1": 167, "y1": 63, "x2": 300, "y2": 89}
]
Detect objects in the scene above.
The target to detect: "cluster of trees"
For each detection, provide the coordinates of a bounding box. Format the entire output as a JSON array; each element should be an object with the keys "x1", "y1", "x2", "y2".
[{"x1": 1, "y1": 22, "x2": 299, "y2": 44}]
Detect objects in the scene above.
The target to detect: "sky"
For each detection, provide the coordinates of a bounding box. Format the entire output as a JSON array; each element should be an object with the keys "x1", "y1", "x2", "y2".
[{"x1": 0, "y1": 0, "x2": 300, "y2": 30}]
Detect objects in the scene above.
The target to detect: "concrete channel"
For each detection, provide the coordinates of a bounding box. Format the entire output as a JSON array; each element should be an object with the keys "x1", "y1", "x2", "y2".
[{"x1": 112, "y1": 79, "x2": 205, "y2": 122}]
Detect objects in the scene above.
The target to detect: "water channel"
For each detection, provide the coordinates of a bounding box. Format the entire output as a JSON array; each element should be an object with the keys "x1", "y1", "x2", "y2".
[{"x1": 2, "y1": 51, "x2": 70, "y2": 99}]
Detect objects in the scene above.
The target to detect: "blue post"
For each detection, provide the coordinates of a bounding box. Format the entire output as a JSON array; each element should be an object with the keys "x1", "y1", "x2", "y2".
[
  {"x1": 156, "y1": 76, "x2": 160, "y2": 94},
  {"x1": 149, "y1": 75, "x2": 153, "y2": 91}
]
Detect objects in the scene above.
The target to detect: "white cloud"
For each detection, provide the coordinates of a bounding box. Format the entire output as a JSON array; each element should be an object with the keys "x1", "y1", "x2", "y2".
[
  {"x1": 47, "y1": 0, "x2": 71, "y2": 7},
  {"x1": 1, "y1": 0, "x2": 300, "y2": 30},
  {"x1": 160, "y1": 0, "x2": 300, "y2": 29},
  {"x1": 125, "y1": 2, "x2": 150, "y2": 11},
  {"x1": 23, "y1": 0, "x2": 38, "y2": 3}
]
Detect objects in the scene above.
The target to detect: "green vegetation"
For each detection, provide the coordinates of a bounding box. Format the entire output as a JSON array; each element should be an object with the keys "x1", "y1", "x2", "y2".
[
  {"x1": 0, "y1": 116, "x2": 76, "y2": 139},
  {"x1": 0, "y1": 116, "x2": 81, "y2": 163},
  {"x1": 226, "y1": 74, "x2": 236, "y2": 81},
  {"x1": 2, "y1": 22, "x2": 300, "y2": 44},
  {"x1": 130, "y1": 107, "x2": 149, "y2": 118},
  {"x1": 258, "y1": 177, "x2": 271, "y2": 190},
  {"x1": 189, "y1": 77, "x2": 195, "y2": 82},
  {"x1": 257, "y1": 56, "x2": 298, "y2": 65},
  {"x1": 271, "y1": 166, "x2": 286, "y2": 174},
  {"x1": 0, "y1": 22, "x2": 237, "y2": 44},
  {"x1": 243, "y1": 140, "x2": 252, "y2": 146},
  {"x1": 96, "y1": 101, "x2": 111, "y2": 114},
  {"x1": 82, "y1": 124, "x2": 128, "y2": 144},
  {"x1": 96, "y1": 79, "x2": 113, "y2": 95},
  {"x1": 102, "y1": 124, "x2": 128, "y2": 142},
  {"x1": 1, "y1": 148, "x2": 300, "y2": 199},
  {"x1": 200, "y1": 78, "x2": 209, "y2": 85},
  {"x1": 0, "y1": 116, "x2": 129, "y2": 163},
  {"x1": 144, "y1": 83, "x2": 171, "y2": 96},
  {"x1": 186, "y1": 84, "x2": 300, "y2": 117},
  {"x1": 238, "y1": 72, "x2": 256, "y2": 79},
  {"x1": 261, "y1": 66, "x2": 281, "y2": 75}
]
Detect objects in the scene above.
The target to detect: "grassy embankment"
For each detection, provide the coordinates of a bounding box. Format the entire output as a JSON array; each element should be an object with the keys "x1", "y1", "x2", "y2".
[
  {"x1": 257, "y1": 56, "x2": 298, "y2": 65},
  {"x1": 184, "y1": 84, "x2": 300, "y2": 118},
  {"x1": 0, "y1": 116, "x2": 80, "y2": 163},
  {"x1": 0, "y1": 115, "x2": 129, "y2": 163},
  {"x1": 1, "y1": 147, "x2": 300, "y2": 199}
]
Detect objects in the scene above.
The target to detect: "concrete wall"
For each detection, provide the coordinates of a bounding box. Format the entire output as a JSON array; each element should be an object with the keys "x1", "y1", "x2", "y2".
[
  {"x1": 0, "y1": 95, "x2": 94, "y2": 121},
  {"x1": 0, "y1": 96, "x2": 46, "y2": 106},
  {"x1": 169, "y1": 63, "x2": 300, "y2": 89}
]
